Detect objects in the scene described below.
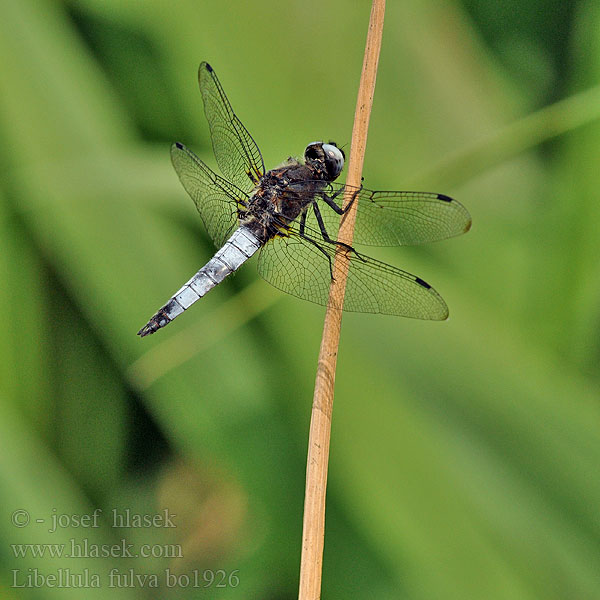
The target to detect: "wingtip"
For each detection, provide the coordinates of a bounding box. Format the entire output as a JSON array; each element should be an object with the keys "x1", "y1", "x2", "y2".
[
  {"x1": 433, "y1": 301, "x2": 449, "y2": 321},
  {"x1": 199, "y1": 61, "x2": 212, "y2": 77}
]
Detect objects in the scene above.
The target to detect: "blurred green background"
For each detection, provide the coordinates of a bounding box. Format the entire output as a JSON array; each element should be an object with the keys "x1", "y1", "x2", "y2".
[{"x1": 2, "y1": 0, "x2": 600, "y2": 598}]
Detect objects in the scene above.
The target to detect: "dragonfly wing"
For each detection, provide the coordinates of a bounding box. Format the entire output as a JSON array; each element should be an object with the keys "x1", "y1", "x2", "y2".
[
  {"x1": 257, "y1": 222, "x2": 448, "y2": 320},
  {"x1": 170, "y1": 142, "x2": 249, "y2": 248},
  {"x1": 198, "y1": 62, "x2": 265, "y2": 192},
  {"x1": 306, "y1": 183, "x2": 471, "y2": 246}
]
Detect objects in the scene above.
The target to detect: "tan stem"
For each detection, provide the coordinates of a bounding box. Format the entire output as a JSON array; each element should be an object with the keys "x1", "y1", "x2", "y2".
[{"x1": 297, "y1": 2, "x2": 386, "y2": 599}]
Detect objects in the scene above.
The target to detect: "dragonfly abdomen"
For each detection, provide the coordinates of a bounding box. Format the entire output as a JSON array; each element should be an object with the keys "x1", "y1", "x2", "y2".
[{"x1": 137, "y1": 226, "x2": 261, "y2": 336}]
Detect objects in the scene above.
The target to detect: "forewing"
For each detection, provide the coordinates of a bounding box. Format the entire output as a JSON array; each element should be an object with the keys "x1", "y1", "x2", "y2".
[
  {"x1": 306, "y1": 183, "x2": 471, "y2": 246},
  {"x1": 257, "y1": 223, "x2": 448, "y2": 320},
  {"x1": 170, "y1": 142, "x2": 249, "y2": 248},
  {"x1": 198, "y1": 62, "x2": 265, "y2": 192}
]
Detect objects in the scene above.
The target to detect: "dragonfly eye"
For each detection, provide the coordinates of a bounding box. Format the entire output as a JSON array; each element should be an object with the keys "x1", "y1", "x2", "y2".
[{"x1": 322, "y1": 143, "x2": 344, "y2": 179}]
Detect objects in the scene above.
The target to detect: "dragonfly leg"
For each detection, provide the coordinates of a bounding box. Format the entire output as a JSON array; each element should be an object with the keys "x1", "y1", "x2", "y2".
[
  {"x1": 321, "y1": 184, "x2": 362, "y2": 214},
  {"x1": 321, "y1": 190, "x2": 345, "y2": 214},
  {"x1": 298, "y1": 228, "x2": 335, "y2": 281},
  {"x1": 298, "y1": 210, "x2": 307, "y2": 236},
  {"x1": 312, "y1": 204, "x2": 366, "y2": 263}
]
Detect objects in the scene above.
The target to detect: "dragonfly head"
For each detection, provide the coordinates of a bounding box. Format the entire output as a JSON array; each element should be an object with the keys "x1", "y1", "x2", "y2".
[{"x1": 305, "y1": 141, "x2": 345, "y2": 181}]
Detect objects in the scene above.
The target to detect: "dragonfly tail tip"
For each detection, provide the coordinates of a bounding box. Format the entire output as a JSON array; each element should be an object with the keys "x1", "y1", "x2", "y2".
[
  {"x1": 137, "y1": 311, "x2": 171, "y2": 337},
  {"x1": 137, "y1": 324, "x2": 155, "y2": 337}
]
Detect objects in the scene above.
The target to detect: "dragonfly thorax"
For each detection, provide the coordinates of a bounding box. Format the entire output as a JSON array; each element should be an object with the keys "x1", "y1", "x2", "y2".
[{"x1": 243, "y1": 160, "x2": 327, "y2": 243}]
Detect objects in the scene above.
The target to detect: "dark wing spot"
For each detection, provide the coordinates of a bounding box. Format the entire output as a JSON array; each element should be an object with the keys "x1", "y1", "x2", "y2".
[
  {"x1": 415, "y1": 277, "x2": 431, "y2": 289},
  {"x1": 175, "y1": 141, "x2": 183, "y2": 150},
  {"x1": 204, "y1": 62, "x2": 213, "y2": 73},
  {"x1": 437, "y1": 193, "x2": 453, "y2": 203}
]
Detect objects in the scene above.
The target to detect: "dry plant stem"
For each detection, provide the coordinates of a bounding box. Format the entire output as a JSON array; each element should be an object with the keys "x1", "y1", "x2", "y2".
[{"x1": 298, "y1": 1, "x2": 386, "y2": 599}]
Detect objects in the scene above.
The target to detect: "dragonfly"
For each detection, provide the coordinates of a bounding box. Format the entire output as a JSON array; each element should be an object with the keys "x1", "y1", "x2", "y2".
[{"x1": 138, "y1": 62, "x2": 471, "y2": 337}]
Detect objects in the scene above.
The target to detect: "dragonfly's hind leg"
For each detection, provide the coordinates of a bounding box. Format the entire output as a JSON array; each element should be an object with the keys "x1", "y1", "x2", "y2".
[{"x1": 298, "y1": 212, "x2": 335, "y2": 280}]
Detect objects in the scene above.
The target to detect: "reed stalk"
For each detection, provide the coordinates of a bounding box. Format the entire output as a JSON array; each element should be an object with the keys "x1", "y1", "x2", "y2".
[{"x1": 297, "y1": 2, "x2": 386, "y2": 598}]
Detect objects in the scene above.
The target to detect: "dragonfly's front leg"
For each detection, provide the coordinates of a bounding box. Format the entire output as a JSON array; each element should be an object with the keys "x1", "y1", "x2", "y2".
[{"x1": 320, "y1": 184, "x2": 362, "y2": 214}]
